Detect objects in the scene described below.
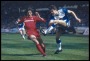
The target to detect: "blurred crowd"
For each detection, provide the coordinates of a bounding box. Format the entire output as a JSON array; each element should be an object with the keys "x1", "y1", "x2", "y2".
[{"x1": 1, "y1": 1, "x2": 89, "y2": 29}]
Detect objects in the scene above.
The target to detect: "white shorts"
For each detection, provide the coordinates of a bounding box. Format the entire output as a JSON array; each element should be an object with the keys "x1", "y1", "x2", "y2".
[
  {"x1": 63, "y1": 19, "x2": 70, "y2": 27},
  {"x1": 18, "y1": 27, "x2": 25, "y2": 31},
  {"x1": 50, "y1": 19, "x2": 70, "y2": 27}
]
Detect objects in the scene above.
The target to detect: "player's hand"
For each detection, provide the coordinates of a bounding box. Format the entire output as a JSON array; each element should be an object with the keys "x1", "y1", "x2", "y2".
[
  {"x1": 35, "y1": 12, "x2": 40, "y2": 17},
  {"x1": 15, "y1": 21, "x2": 18, "y2": 24},
  {"x1": 49, "y1": 20, "x2": 54, "y2": 24},
  {"x1": 76, "y1": 18, "x2": 81, "y2": 23},
  {"x1": 35, "y1": 12, "x2": 44, "y2": 20},
  {"x1": 35, "y1": 12, "x2": 39, "y2": 14}
]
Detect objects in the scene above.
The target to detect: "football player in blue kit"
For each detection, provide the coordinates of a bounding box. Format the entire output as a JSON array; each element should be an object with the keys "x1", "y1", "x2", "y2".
[
  {"x1": 16, "y1": 19, "x2": 26, "y2": 40},
  {"x1": 42, "y1": 5, "x2": 81, "y2": 54}
]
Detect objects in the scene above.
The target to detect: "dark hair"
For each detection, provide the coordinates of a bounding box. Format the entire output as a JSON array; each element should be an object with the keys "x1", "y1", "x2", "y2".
[
  {"x1": 25, "y1": 8, "x2": 33, "y2": 15},
  {"x1": 49, "y1": 5, "x2": 57, "y2": 10},
  {"x1": 27, "y1": 8, "x2": 33, "y2": 12}
]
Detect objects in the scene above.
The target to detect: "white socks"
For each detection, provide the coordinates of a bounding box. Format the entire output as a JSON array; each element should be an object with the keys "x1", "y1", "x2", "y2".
[
  {"x1": 22, "y1": 35, "x2": 25, "y2": 40},
  {"x1": 56, "y1": 39, "x2": 62, "y2": 50},
  {"x1": 45, "y1": 26, "x2": 54, "y2": 34},
  {"x1": 57, "y1": 43, "x2": 62, "y2": 50}
]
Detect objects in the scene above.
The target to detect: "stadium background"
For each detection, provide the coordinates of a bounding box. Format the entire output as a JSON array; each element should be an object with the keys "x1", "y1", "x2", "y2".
[
  {"x1": 1, "y1": 1, "x2": 89, "y2": 29},
  {"x1": 1, "y1": 1, "x2": 89, "y2": 60}
]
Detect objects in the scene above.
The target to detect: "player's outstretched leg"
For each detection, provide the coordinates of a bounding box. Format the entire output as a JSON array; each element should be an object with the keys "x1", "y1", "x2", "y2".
[
  {"x1": 41, "y1": 25, "x2": 54, "y2": 36},
  {"x1": 41, "y1": 29, "x2": 47, "y2": 36},
  {"x1": 30, "y1": 35, "x2": 46, "y2": 56}
]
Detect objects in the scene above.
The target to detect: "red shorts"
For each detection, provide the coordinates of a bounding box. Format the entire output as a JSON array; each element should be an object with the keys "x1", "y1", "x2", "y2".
[{"x1": 26, "y1": 29, "x2": 40, "y2": 38}]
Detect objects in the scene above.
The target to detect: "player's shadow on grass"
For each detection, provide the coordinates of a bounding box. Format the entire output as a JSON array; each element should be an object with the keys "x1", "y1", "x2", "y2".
[
  {"x1": 62, "y1": 43, "x2": 89, "y2": 49},
  {"x1": 2, "y1": 42, "x2": 88, "y2": 49},
  {"x1": 45, "y1": 43, "x2": 88, "y2": 49},
  {"x1": 2, "y1": 43, "x2": 35, "y2": 48},
  {"x1": 2, "y1": 53, "x2": 41, "y2": 56},
  {"x1": 2, "y1": 38, "x2": 22, "y2": 40}
]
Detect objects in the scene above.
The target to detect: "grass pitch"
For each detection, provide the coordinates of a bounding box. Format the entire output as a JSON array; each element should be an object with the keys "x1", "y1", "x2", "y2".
[{"x1": 1, "y1": 33, "x2": 89, "y2": 60}]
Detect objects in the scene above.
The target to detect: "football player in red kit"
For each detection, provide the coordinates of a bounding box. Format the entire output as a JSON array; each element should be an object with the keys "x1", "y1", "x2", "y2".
[{"x1": 16, "y1": 9, "x2": 46, "y2": 57}]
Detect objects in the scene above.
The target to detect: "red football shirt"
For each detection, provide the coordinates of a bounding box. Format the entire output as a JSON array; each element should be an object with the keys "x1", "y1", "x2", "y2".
[{"x1": 19, "y1": 16, "x2": 46, "y2": 31}]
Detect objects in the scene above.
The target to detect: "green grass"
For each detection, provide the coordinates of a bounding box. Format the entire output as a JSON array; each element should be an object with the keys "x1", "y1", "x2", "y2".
[{"x1": 1, "y1": 33, "x2": 89, "y2": 60}]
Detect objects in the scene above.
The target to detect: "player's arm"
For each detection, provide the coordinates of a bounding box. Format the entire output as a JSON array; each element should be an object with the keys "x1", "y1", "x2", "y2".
[
  {"x1": 16, "y1": 17, "x2": 25, "y2": 24},
  {"x1": 68, "y1": 10, "x2": 81, "y2": 23},
  {"x1": 35, "y1": 12, "x2": 46, "y2": 22},
  {"x1": 16, "y1": 18, "x2": 21, "y2": 24}
]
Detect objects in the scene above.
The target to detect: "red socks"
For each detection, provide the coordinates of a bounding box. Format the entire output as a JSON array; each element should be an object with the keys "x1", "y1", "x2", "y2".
[
  {"x1": 36, "y1": 44, "x2": 46, "y2": 56},
  {"x1": 40, "y1": 44, "x2": 45, "y2": 52}
]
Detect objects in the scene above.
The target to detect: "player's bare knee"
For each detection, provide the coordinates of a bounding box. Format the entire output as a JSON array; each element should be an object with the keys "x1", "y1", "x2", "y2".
[
  {"x1": 30, "y1": 35, "x2": 36, "y2": 40},
  {"x1": 30, "y1": 35, "x2": 39, "y2": 44}
]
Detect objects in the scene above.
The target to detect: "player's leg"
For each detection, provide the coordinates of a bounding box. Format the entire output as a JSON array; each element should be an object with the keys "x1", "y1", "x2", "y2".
[
  {"x1": 19, "y1": 30, "x2": 23, "y2": 35},
  {"x1": 37, "y1": 37, "x2": 45, "y2": 52},
  {"x1": 18, "y1": 28, "x2": 23, "y2": 35},
  {"x1": 45, "y1": 20, "x2": 57, "y2": 34},
  {"x1": 41, "y1": 20, "x2": 56, "y2": 36},
  {"x1": 29, "y1": 35, "x2": 46, "y2": 56},
  {"x1": 50, "y1": 20, "x2": 67, "y2": 27},
  {"x1": 44, "y1": 19, "x2": 66, "y2": 35},
  {"x1": 22, "y1": 28, "x2": 26, "y2": 39},
  {"x1": 45, "y1": 25, "x2": 55, "y2": 34},
  {"x1": 49, "y1": 20, "x2": 65, "y2": 51},
  {"x1": 41, "y1": 24, "x2": 55, "y2": 36},
  {"x1": 54, "y1": 28, "x2": 63, "y2": 54},
  {"x1": 18, "y1": 28, "x2": 25, "y2": 39},
  {"x1": 23, "y1": 28, "x2": 26, "y2": 35},
  {"x1": 19, "y1": 28, "x2": 24, "y2": 37}
]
